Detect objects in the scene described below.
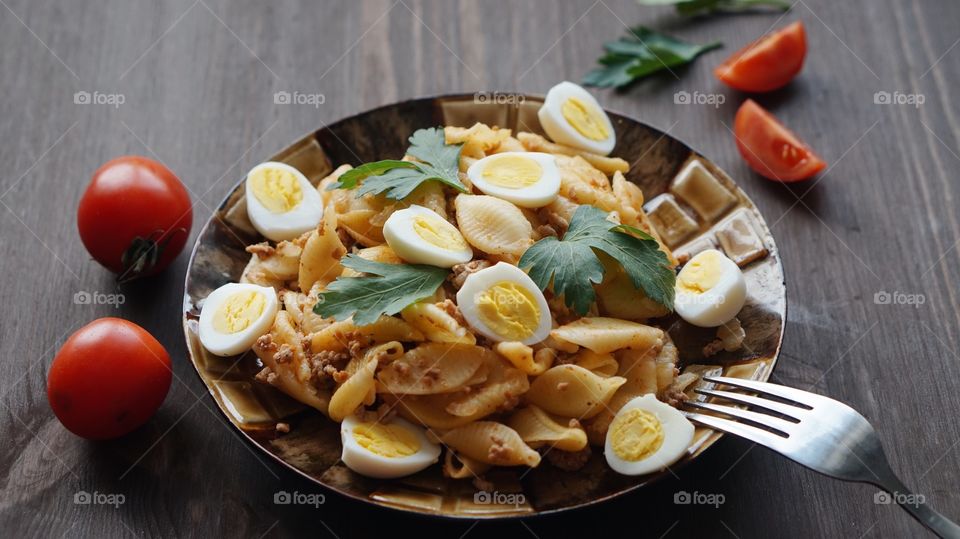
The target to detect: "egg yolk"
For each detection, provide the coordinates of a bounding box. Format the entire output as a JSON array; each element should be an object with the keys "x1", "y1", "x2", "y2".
[
  {"x1": 677, "y1": 250, "x2": 724, "y2": 295},
  {"x1": 413, "y1": 214, "x2": 469, "y2": 251},
  {"x1": 212, "y1": 291, "x2": 266, "y2": 334},
  {"x1": 610, "y1": 408, "x2": 664, "y2": 462},
  {"x1": 352, "y1": 422, "x2": 420, "y2": 458},
  {"x1": 250, "y1": 166, "x2": 303, "y2": 213},
  {"x1": 476, "y1": 282, "x2": 541, "y2": 340},
  {"x1": 561, "y1": 97, "x2": 609, "y2": 141},
  {"x1": 481, "y1": 155, "x2": 542, "y2": 189}
]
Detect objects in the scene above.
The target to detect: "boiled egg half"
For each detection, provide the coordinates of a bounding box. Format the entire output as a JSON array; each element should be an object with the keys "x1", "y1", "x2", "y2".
[
  {"x1": 382, "y1": 205, "x2": 473, "y2": 268},
  {"x1": 538, "y1": 81, "x2": 616, "y2": 155},
  {"x1": 465, "y1": 152, "x2": 561, "y2": 208},
  {"x1": 456, "y1": 262, "x2": 551, "y2": 345},
  {"x1": 604, "y1": 394, "x2": 694, "y2": 476},
  {"x1": 199, "y1": 283, "x2": 279, "y2": 356},
  {"x1": 245, "y1": 161, "x2": 324, "y2": 241},
  {"x1": 674, "y1": 249, "x2": 746, "y2": 327},
  {"x1": 340, "y1": 415, "x2": 441, "y2": 478}
]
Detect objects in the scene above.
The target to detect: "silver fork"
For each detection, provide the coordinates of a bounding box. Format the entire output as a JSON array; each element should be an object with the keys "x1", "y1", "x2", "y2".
[{"x1": 682, "y1": 376, "x2": 960, "y2": 538}]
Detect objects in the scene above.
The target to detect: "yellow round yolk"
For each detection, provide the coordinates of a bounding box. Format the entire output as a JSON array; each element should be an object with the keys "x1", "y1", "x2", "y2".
[
  {"x1": 561, "y1": 97, "x2": 610, "y2": 141},
  {"x1": 412, "y1": 214, "x2": 469, "y2": 251},
  {"x1": 212, "y1": 291, "x2": 266, "y2": 334},
  {"x1": 481, "y1": 155, "x2": 543, "y2": 189},
  {"x1": 250, "y1": 166, "x2": 303, "y2": 213},
  {"x1": 610, "y1": 408, "x2": 664, "y2": 462},
  {"x1": 677, "y1": 250, "x2": 724, "y2": 295},
  {"x1": 413, "y1": 215, "x2": 468, "y2": 251},
  {"x1": 476, "y1": 281, "x2": 541, "y2": 341},
  {"x1": 352, "y1": 422, "x2": 420, "y2": 458}
]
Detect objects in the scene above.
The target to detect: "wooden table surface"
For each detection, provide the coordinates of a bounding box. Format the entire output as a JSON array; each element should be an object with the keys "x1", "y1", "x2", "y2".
[{"x1": 2, "y1": 0, "x2": 959, "y2": 537}]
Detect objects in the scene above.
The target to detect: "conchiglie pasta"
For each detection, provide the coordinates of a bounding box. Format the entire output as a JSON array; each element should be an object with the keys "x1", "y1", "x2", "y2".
[
  {"x1": 253, "y1": 311, "x2": 331, "y2": 414},
  {"x1": 388, "y1": 392, "x2": 487, "y2": 430},
  {"x1": 507, "y1": 405, "x2": 588, "y2": 452},
  {"x1": 328, "y1": 353, "x2": 379, "y2": 422},
  {"x1": 377, "y1": 343, "x2": 485, "y2": 395},
  {"x1": 444, "y1": 355, "x2": 529, "y2": 417},
  {"x1": 298, "y1": 210, "x2": 346, "y2": 292},
  {"x1": 443, "y1": 449, "x2": 490, "y2": 478},
  {"x1": 494, "y1": 341, "x2": 552, "y2": 375},
  {"x1": 454, "y1": 194, "x2": 534, "y2": 259},
  {"x1": 525, "y1": 364, "x2": 625, "y2": 419},
  {"x1": 241, "y1": 240, "x2": 302, "y2": 289},
  {"x1": 571, "y1": 349, "x2": 619, "y2": 377},
  {"x1": 310, "y1": 316, "x2": 424, "y2": 353},
  {"x1": 594, "y1": 253, "x2": 670, "y2": 321},
  {"x1": 401, "y1": 302, "x2": 476, "y2": 345},
  {"x1": 439, "y1": 421, "x2": 541, "y2": 467},
  {"x1": 583, "y1": 345, "x2": 661, "y2": 445},
  {"x1": 550, "y1": 317, "x2": 663, "y2": 354}
]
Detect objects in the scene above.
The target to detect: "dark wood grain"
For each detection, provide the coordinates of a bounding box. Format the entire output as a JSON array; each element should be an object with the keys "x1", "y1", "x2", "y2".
[{"x1": 1, "y1": 0, "x2": 958, "y2": 537}]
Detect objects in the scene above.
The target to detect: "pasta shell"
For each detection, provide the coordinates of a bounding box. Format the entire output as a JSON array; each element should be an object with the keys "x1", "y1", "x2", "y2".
[
  {"x1": 339, "y1": 209, "x2": 385, "y2": 246},
  {"x1": 571, "y1": 349, "x2": 619, "y2": 378},
  {"x1": 507, "y1": 405, "x2": 588, "y2": 452},
  {"x1": 309, "y1": 316, "x2": 424, "y2": 353},
  {"x1": 253, "y1": 311, "x2": 331, "y2": 414},
  {"x1": 377, "y1": 343, "x2": 485, "y2": 395},
  {"x1": 550, "y1": 317, "x2": 663, "y2": 354},
  {"x1": 494, "y1": 342, "x2": 552, "y2": 375},
  {"x1": 524, "y1": 364, "x2": 625, "y2": 419},
  {"x1": 439, "y1": 421, "x2": 541, "y2": 467},
  {"x1": 583, "y1": 346, "x2": 660, "y2": 445},
  {"x1": 401, "y1": 302, "x2": 476, "y2": 345},
  {"x1": 388, "y1": 393, "x2": 485, "y2": 430},
  {"x1": 444, "y1": 355, "x2": 529, "y2": 417},
  {"x1": 443, "y1": 449, "x2": 490, "y2": 479},
  {"x1": 298, "y1": 211, "x2": 346, "y2": 292},
  {"x1": 454, "y1": 195, "x2": 534, "y2": 258},
  {"x1": 328, "y1": 355, "x2": 378, "y2": 422}
]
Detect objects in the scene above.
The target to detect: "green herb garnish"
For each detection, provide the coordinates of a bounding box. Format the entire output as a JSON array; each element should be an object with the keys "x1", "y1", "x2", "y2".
[
  {"x1": 637, "y1": 0, "x2": 790, "y2": 16},
  {"x1": 519, "y1": 205, "x2": 676, "y2": 315},
  {"x1": 329, "y1": 127, "x2": 468, "y2": 200},
  {"x1": 582, "y1": 26, "x2": 721, "y2": 88},
  {"x1": 312, "y1": 255, "x2": 448, "y2": 325}
]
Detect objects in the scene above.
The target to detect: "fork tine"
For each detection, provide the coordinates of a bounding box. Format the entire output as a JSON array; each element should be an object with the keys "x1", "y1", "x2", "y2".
[
  {"x1": 696, "y1": 388, "x2": 806, "y2": 420},
  {"x1": 703, "y1": 376, "x2": 819, "y2": 408},
  {"x1": 683, "y1": 411, "x2": 788, "y2": 449},
  {"x1": 684, "y1": 401, "x2": 794, "y2": 435}
]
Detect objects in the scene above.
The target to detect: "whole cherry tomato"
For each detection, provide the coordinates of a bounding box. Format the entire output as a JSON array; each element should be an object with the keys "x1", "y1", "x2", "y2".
[
  {"x1": 734, "y1": 99, "x2": 826, "y2": 182},
  {"x1": 47, "y1": 318, "x2": 172, "y2": 440},
  {"x1": 715, "y1": 21, "x2": 807, "y2": 93},
  {"x1": 77, "y1": 156, "x2": 192, "y2": 281}
]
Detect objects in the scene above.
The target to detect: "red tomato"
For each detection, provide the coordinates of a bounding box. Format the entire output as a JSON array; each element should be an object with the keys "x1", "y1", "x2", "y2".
[
  {"x1": 733, "y1": 99, "x2": 826, "y2": 182},
  {"x1": 77, "y1": 156, "x2": 192, "y2": 281},
  {"x1": 715, "y1": 21, "x2": 807, "y2": 93},
  {"x1": 47, "y1": 318, "x2": 172, "y2": 440}
]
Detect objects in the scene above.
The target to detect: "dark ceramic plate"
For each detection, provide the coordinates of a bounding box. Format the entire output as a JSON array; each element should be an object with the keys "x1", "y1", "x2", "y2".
[{"x1": 182, "y1": 94, "x2": 785, "y2": 518}]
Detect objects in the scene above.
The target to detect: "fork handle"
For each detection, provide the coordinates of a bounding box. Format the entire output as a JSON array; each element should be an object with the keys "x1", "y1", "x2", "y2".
[{"x1": 873, "y1": 473, "x2": 960, "y2": 539}]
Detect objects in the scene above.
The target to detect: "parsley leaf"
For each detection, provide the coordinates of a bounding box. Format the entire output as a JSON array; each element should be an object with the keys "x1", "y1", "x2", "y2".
[
  {"x1": 583, "y1": 26, "x2": 721, "y2": 88},
  {"x1": 312, "y1": 255, "x2": 448, "y2": 326},
  {"x1": 637, "y1": 0, "x2": 790, "y2": 16},
  {"x1": 519, "y1": 205, "x2": 676, "y2": 315},
  {"x1": 328, "y1": 127, "x2": 468, "y2": 200}
]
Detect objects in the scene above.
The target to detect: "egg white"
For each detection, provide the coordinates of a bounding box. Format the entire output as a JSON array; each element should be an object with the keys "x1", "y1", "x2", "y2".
[
  {"x1": 456, "y1": 262, "x2": 552, "y2": 345},
  {"x1": 538, "y1": 81, "x2": 616, "y2": 155},
  {"x1": 382, "y1": 205, "x2": 473, "y2": 268},
  {"x1": 604, "y1": 394, "x2": 694, "y2": 476},
  {"x1": 674, "y1": 249, "x2": 747, "y2": 328},
  {"x1": 465, "y1": 152, "x2": 561, "y2": 208},
  {"x1": 340, "y1": 416, "x2": 441, "y2": 479},
  {"x1": 198, "y1": 283, "x2": 279, "y2": 357},
  {"x1": 244, "y1": 161, "x2": 324, "y2": 242}
]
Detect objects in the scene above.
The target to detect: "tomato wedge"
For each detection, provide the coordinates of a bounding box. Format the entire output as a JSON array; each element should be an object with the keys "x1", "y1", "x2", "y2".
[
  {"x1": 733, "y1": 99, "x2": 826, "y2": 182},
  {"x1": 716, "y1": 21, "x2": 806, "y2": 93}
]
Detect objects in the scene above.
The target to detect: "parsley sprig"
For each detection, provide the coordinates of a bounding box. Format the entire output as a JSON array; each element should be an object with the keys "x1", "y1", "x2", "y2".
[
  {"x1": 519, "y1": 205, "x2": 676, "y2": 315},
  {"x1": 329, "y1": 127, "x2": 468, "y2": 200},
  {"x1": 312, "y1": 255, "x2": 448, "y2": 325},
  {"x1": 582, "y1": 26, "x2": 721, "y2": 88}
]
